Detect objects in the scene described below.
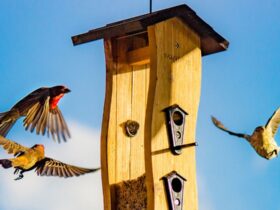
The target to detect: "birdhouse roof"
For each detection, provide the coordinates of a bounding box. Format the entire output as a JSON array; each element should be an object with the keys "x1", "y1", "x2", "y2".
[
  {"x1": 164, "y1": 104, "x2": 188, "y2": 116},
  {"x1": 71, "y1": 4, "x2": 229, "y2": 56},
  {"x1": 164, "y1": 171, "x2": 187, "y2": 181}
]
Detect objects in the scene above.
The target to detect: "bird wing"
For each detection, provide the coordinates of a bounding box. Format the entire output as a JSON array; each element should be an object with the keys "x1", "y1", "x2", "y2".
[
  {"x1": 0, "y1": 88, "x2": 49, "y2": 138},
  {"x1": 47, "y1": 107, "x2": 71, "y2": 143},
  {"x1": 0, "y1": 135, "x2": 29, "y2": 156},
  {"x1": 211, "y1": 116, "x2": 250, "y2": 141},
  {"x1": 13, "y1": 87, "x2": 49, "y2": 113},
  {"x1": 265, "y1": 107, "x2": 280, "y2": 137},
  {"x1": 23, "y1": 97, "x2": 70, "y2": 143},
  {"x1": 35, "y1": 157, "x2": 100, "y2": 178},
  {"x1": 0, "y1": 111, "x2": 17, "y2": 137}
]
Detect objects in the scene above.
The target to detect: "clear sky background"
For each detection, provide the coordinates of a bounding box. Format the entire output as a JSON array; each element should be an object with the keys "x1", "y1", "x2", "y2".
[{"x1": 0, "y1": 0, "x2": 280, "y2": 210}]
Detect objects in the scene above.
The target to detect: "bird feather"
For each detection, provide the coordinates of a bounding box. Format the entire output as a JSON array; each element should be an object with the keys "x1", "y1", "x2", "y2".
[
  {"x1": 265, "y1": 107, "x2": 280, "y2": 137},
  {"x1": 35, "y1": 158, "x2": 100, "y2": 178}
]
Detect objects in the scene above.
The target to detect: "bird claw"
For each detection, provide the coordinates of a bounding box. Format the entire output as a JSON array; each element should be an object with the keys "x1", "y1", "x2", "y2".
[
  {"x1": 267, "y1": 150, "x2": 278, "y2": 159},
  {"x1": 14, "y1": 173, "x2": 24, "y2": 181}
]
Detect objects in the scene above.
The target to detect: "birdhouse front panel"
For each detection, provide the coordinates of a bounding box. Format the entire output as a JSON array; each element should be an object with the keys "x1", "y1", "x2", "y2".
[
  {"x1": 145, "y1": 17, "x2": 201, "y2": 210},
  {"x1": 101, "y1": 35, "x2": 150, "y2": 209}
]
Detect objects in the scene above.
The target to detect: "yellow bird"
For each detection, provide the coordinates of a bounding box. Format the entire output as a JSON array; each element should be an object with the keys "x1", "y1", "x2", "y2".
[
  {"x1": 0, "y1": 135, "x2": 100, "y2": 180},
  {"x1": 211, "y1": 108, "x2": 280, "y2": 160}
]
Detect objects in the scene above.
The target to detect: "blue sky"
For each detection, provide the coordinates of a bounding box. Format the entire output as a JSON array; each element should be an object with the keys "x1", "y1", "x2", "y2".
[{"x1": 0, "y1": 0, "x2": 280, "y2": 210}]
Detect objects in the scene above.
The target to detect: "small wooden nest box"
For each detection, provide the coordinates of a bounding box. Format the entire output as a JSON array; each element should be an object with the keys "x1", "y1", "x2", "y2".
[{"x1": 72, "y1": 4, "x2": 228, "y2": 210}]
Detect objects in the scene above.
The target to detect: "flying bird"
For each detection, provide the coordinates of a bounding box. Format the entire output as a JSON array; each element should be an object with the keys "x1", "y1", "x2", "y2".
[
  {"x1": 211, "y1": 108, "x2": 280, "y2": 160},
  {"x1": 0, "y1": 135, "x2": 100, "y2": 180},
  {"x1": 0, "y1": 85, "x2": 71, "y2": 143}
]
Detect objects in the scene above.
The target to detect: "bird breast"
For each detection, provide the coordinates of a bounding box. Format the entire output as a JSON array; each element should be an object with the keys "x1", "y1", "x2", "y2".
[
  {"x1": 250, "y1": 129, "x2": 278, "y2": 159},
  {"x1": 11, "y1": 149, "x2": 44, "y2": 170},
  {"x1": 50, "y1": 94, "x2": 64, "y2": 110}
]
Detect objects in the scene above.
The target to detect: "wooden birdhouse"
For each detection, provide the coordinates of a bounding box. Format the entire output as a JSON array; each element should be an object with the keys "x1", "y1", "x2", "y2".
[{"x1": 72, "y1": 4, "x2": 228, "y2": 210}]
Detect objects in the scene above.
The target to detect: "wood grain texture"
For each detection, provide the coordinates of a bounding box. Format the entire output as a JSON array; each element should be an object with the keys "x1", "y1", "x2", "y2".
[
  {"x1": 72, "y1": 4, "x2": 229, "y2": 56},
  {"x1": 145, "y1": 25, "x2": 157, "y2": 210},
  {"x1": 145, "y1": 17, "x2": 201, "y2": 210},
  {"x1": 115, "y1": 38, "x2": 132, "y2": 184},
  {"x1": 101, "y1": 39, "x2": 115, "y2": 210},
  {"x1": 101, "y1": 35, "x2": 149, "y2": 210},
  {"x1": 102, "y1": 17, "x2": 201, "y2": 210},
  {"x1": 127, "y1": 46, "x2": 150, "y2": 66},
  {"x1": 130, "y1": 37, "x2": 149, "y2": 180}
]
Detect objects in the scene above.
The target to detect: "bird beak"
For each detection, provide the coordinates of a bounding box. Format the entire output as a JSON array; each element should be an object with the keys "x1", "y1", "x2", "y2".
[{"x1": 64, "y1": 88, "x2": 71, "y2": 93}]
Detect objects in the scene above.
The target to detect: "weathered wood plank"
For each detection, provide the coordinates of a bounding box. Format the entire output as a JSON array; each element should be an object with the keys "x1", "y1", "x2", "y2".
[
  {"x1": 130, "y1": 63, "x2": 149, "y2": 179},
  {"x1": 145, "y1": 25, "x2": 157, "y2": 210},
  {"x1": 101, "y1": 38, "x2": 116, "y2": 210},
  {"x1": 129, "y1": 35, "x2": 149, "y2": 180},
  {"x1": 146, "y1": 17, "x2": 201, "y2": 210},
  {"x1": 127, "y1": 46, "x2": 150, "y2": 66},
  {"x1": 102, "y1": 36, "x2": 150, "y2": 210},
  {"x1": 115, "y1": 38, "x2": 132, "y2": 183}
]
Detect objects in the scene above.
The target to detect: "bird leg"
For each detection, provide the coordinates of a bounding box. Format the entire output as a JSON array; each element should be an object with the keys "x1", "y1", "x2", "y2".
[
  {"x1": 14, "y1": 168, "x2": 19, "y2": 175},
  {"x1": 14, "y1": 170, "x2": 24, "y2": 181},
  {"x1": 274, "y1": 149, "x2": 278, "y2": 157},
  {"x1": 267, "y1": 150, "x2": 278, "y2": 159},
  {"x1": 271, "y1": 149, "x2": 278, "y2": 156}
]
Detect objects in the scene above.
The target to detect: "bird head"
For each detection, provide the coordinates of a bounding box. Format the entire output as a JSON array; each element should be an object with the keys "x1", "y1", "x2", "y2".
[
  {"x1": 50, "y1": 85, "x2": 71, "y2": 96},
  {"x1": 32, "y1": 144, "x2": 45, "y2": 155},
  {"x1": 255, "y1": 126, "x2": 265, "y2": 132}
]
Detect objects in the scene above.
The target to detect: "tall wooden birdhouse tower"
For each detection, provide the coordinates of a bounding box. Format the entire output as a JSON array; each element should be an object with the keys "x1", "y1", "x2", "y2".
[{"x1": 72, "y1": 4, "x2": 228, "y2": 210}]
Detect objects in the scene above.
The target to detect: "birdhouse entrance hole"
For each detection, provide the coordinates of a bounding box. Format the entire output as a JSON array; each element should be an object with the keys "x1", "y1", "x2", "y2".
[
  {"x1": 173, "y1": 111, "x2": 184, "y2": 126},
  {"x1": 172, "y1": 177, "x2": 183, "y2": 193}
]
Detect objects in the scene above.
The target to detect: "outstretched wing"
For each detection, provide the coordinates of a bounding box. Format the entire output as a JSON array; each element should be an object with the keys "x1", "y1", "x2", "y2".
[
  {"x1": 13, "y1": 87, "x2": 49, "y2": 114},
  {"x1": 0, "y1": 87, "x2": 49, "y2": 138},
  {"x1": 23, "y1": 97, "x2": 70, "y2": 143},
  {"x1": 0, "y1": 111, "x2": 17, "y2": 137},
  {"x1": 211, "y1": 116, "x2": 250, "y2": 141},
  {"x1": 0, "y1": 135, "x2": 29, "y2": 156},
  {"x1": 47, "y1": 107, "x2": 70, "y2": 143},
  {"x1": 35, "y1": 157, "x2": 100, "y2": 178},
  {"x1": 265, "y1": 107, "x2": 280, "y2": 137}
]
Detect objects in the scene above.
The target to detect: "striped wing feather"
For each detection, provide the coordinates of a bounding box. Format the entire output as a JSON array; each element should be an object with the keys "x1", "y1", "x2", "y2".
[
  {"x1": 35, "y1": 157, "x2": 100, "y2": 178},
  {"x1": 0, "y1": 135, "x2": 28, "y2": 156},
  {"x1": 23, "y1": 97, "x2": 70, "y2": 143},
  {"x1": 47, "y1": 108, "x2": 70, "y2": 143},
  {"x1": 0, "y1": 111, "x2": 16, "y2": 137},
  {"x1": 12, "y1": 87, "x2": 49, "y2": 113}
]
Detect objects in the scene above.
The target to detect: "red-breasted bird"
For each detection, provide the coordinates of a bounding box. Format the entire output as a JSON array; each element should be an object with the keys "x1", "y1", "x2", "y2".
[
  {"x1": 0, "y1": 135, "x2": 100, "y2": 180},
  {"x1": 211, "y1": 108, "x2": 280, "y2": 160},
  {"x1": 0, "y1": 85, "x2": 71, "y2": 143}
]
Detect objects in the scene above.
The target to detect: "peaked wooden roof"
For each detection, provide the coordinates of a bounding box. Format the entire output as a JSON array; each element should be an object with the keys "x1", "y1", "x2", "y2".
[{"x1": 72, "y1": 4, "x2": 229, "y2": 56}]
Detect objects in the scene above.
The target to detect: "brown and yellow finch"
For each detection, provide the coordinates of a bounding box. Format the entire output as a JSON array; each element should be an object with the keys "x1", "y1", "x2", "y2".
[
  {"x1": 0, "y1": 85, "x2": 71, "y2": 143},
  {"x1": 0, "y1": 135, "x2": 99, "y2": 180},
  {"x1": 211, "y1": 108, "x2": 280, "y2": 160}
]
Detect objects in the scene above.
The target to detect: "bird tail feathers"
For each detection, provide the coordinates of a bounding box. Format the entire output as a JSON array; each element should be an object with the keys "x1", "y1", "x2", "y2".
[
  {"x1": 0, "y1": 159, "x2": 12, "y2": 169},
  {"x1": 0, "y1": 111, "x2": 17, "y2": 137}
]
